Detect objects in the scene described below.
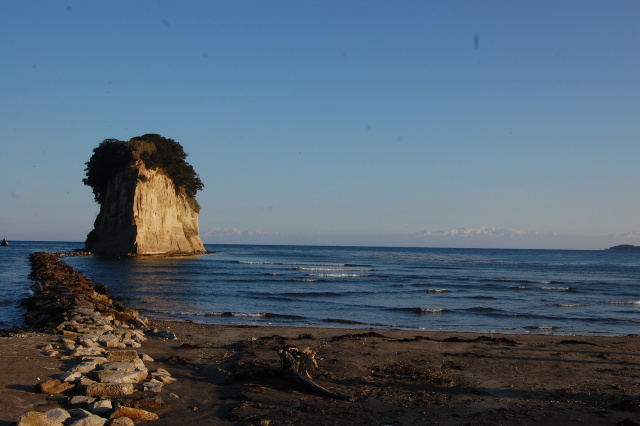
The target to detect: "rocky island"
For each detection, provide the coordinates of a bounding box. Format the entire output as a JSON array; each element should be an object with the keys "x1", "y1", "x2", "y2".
[
  {"x1": 83, "y1": 134, "x2": 206, "y2": 257},
  {"x1": 606, "y1": 244, "x2": 640, "y2": 252}
]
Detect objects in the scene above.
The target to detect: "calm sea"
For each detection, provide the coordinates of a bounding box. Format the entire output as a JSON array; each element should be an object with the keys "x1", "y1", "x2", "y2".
[{"x1": 1, "y1": 241, "x2": 638, "y2": 336}]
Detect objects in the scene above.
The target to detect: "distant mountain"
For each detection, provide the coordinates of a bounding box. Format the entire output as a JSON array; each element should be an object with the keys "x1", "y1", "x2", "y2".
[{"x1": 606, "y1": 244, "x2": 640, "y2": 251}]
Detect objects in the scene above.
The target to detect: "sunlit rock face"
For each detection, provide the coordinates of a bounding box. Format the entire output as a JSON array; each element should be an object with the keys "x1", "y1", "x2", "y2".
[{"x1": 86, "y1": 164, "x2": 205, "y2": 256}]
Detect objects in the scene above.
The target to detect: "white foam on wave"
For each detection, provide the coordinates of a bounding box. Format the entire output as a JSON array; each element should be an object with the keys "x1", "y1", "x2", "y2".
[
  {"x1": 427, "y1": 289, "x2": 448, "y2": 294},
  {"x1": 605, "y1": 300, "x2": 640, "y2": 305},
  {"x1": 556, "y1": 303, "x2": 588, "y2": 308},
  {"x1": 542, "y1": 286, "x2": 570, "y2": 291},
  {"x1": 298, "y1": 267, "x2": 373, "y2": 272},
  {"x1": 227, "y1": 312, "x2": 267, "y2": 318},
  {"x1": 308, "y1": 273, "x2": 369, "y2": 278},
  {"x1": 525, "y1": 325, "x2": 558, "y2": 330},
  {"x1": 157, "y1": 309, "x2": 266, "y2": 318},
  {"x1": 284, "y1": 262, "x2": 347, "y2": 267},
  {"x1": 239, "y1": 261, "x2": 347, "y2": 267},
  {"x1": 420, "y1": 308, "x2": 446, "y2": 314}
]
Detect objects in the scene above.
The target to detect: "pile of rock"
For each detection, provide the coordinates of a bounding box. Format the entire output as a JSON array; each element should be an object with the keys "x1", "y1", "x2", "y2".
[{"x1": 17, "y1": 252, "x2": 178, "y2": 425}]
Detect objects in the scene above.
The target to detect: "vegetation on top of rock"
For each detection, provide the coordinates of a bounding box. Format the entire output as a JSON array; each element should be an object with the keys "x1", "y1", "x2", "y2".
[
  {"x1": 606, "y1": 244, "x2": 640, "y2": 251},
  {"x1": 83, "y1": 134, "x2": 203, "y2": 211}
]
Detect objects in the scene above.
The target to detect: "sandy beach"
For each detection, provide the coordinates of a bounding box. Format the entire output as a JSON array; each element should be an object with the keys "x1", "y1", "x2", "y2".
[{"x1": 2, "y1": 321, "x2": 639, "y2": 425}]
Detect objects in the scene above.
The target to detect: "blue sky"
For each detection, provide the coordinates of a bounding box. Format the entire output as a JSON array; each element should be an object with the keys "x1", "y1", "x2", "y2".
[{"x1": 1, "y1": 1, "x2": 638, "y2": 249}]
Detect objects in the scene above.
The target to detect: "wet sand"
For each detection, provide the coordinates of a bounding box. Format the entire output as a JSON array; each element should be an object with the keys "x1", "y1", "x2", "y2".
[{"x1": 2, "y1": 322, "x2": 639, "y2": 425}]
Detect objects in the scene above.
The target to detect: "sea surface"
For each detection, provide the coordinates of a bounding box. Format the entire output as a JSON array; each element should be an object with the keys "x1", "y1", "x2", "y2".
[{"x1": 1, "y1": 241, "x2": 639, "y2": 336}]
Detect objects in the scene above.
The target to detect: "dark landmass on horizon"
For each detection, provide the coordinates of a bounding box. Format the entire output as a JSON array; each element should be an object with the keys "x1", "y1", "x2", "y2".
[{"x1": 606, "y1": 244, "x2": 640, "y2": 251}]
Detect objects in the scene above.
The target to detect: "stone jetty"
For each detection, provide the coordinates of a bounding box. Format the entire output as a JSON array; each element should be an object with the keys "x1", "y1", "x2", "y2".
[{"x1": 17, "y1": 252, "x2": 178, "y2": 425}]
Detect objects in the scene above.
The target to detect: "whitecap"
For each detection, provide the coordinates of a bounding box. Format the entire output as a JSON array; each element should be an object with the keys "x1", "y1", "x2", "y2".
[
  {"x1": 308, "y1": 273, "x2": 369, "y2": 278},
  {"x1": 420, "y1": 308, "x2": 446, "y2": 314},
  {"x1": 298, "y1": 267, "x2": 373, "y2": 272}
]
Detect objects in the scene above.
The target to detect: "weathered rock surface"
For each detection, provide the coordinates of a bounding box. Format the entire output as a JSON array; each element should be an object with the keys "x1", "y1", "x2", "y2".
[
  {"x1": 109, "y1": 418, "x2": 135, "y2": 426},
  {"x1": 110, "y1": 406, "x2": 159, "y2": 421},
  {"x1": 37, "y1": 378, "x2": 75, "y2": 394},
  {"x1": 17, "y1": 411, "x2": 64, "y2": 426},
  {"x1": 44, "y1": 408, "x2": 71, "y2": 422},
  {"x1": 86, "y1": 166, "x2": 205, "y2": 256},
  {"x1": 86, "y1": 383, "x2": 135, "y2": 398}
]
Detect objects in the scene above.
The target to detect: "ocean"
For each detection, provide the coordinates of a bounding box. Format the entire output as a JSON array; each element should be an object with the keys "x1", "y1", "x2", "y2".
[{"x1": 1, "y1": 241, "x2": 638, "y2": 336}]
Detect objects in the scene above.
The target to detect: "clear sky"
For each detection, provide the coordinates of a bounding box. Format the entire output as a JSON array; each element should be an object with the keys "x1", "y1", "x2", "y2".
[{"x1": 1, "y1": 1, "x2": 638, "y2": 250}]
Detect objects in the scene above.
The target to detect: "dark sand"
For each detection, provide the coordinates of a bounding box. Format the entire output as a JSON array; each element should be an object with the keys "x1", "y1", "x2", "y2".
[{"x1": 2, "y1": 322, "x2": 639, "y2": 425}]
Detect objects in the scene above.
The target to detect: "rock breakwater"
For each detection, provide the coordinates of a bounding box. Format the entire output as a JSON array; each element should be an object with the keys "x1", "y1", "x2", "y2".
[{"x1": 17, "y1": 252, "x2": 179, "y2": 425}]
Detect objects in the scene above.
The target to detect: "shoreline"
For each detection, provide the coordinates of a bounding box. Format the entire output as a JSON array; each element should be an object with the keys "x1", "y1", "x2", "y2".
[{"x1": 2, "y1": 252, "x2": 639, "y2": 425}]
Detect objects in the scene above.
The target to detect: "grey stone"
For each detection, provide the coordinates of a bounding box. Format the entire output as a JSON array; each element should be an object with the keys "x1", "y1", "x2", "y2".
[
  {"x1": 69, "y1": 360, "x2": 98, "y2": 374},
  {"x1": 94, "y1": 370, "x2": 147, "y2": 384},
  {"x1": 69, "y1": 395, "x2": 95, "y2": 405},
  {"x1": 60, "y1": 371, "x2": 82, "y2": 382},
  {"x1": 86, "y1": 383, "x2": 134, "y2": 397},
  {"x1": 44, "y1": 408, "x2": 71, "y2": 422},
  {"x1": 142, "y1": 379, "x2": 163, "y2": 393},
  {"x1": 100, "y1": 359, "x2": 146, "y2": 372},
  {"x1": 89, "y1": 399, "x2": 112, "y2": 414}
]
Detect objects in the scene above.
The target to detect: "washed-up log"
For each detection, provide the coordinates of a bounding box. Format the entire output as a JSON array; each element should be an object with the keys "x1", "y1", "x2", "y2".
[{"x1": 279, "y1": 345, "x2": 352, "y2": 401}]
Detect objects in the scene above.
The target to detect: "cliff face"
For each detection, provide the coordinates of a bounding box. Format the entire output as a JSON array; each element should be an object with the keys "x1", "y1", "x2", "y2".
[{"x1": 86, "y1": 164, "x2": 205, "y2": 256}]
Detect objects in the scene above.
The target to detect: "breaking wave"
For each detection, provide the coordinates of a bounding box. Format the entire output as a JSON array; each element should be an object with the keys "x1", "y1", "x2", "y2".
[
  {"x1": 391, "y1": 307, "x2": 447, "y2": 315},
  {"x1": 308, "y1": 273, "x2": 370, "y2": 278}
]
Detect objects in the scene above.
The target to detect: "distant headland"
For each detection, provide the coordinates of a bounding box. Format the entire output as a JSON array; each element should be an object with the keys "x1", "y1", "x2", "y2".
[{"x1": 606, "y1": 244, "x2": 640, "y2": 252}]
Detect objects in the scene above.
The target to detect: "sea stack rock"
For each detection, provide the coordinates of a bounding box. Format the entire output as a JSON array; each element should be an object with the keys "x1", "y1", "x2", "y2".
[{"x1": 83, "y1": 134, "x2": 206, "y2": 256}]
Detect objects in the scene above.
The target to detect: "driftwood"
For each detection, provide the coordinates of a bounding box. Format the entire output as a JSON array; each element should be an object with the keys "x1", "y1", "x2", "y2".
[{"x1": 279, "y1": 345, "x2": 352, "y2": 401}]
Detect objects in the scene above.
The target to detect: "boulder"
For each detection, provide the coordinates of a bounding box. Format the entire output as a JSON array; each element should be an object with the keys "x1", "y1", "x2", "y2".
[
  {"x1": 88, "y1": 399, "x2": 112, "y2": 414},
  {"x1": 110, "y1": 418, "x2": 135, "y2": 426},
  {"x1": 37, "y1": 379, "x2": 75, "y2": 394},
  {"x1": 110, "y1": 406, "x2": 159, "y2": 421},
  {"x1": 44, "y1": 408, "x2": 71, "y2": 422},
  {"x1": 17, "y1": 411, "x2": 64, "y2": 426},
  {"x1": 86, "y1": 383, "x2": 134, "y2": 397},
  {"x1": 106, "y1": 350, "x2": 139, "y2": 362}
]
